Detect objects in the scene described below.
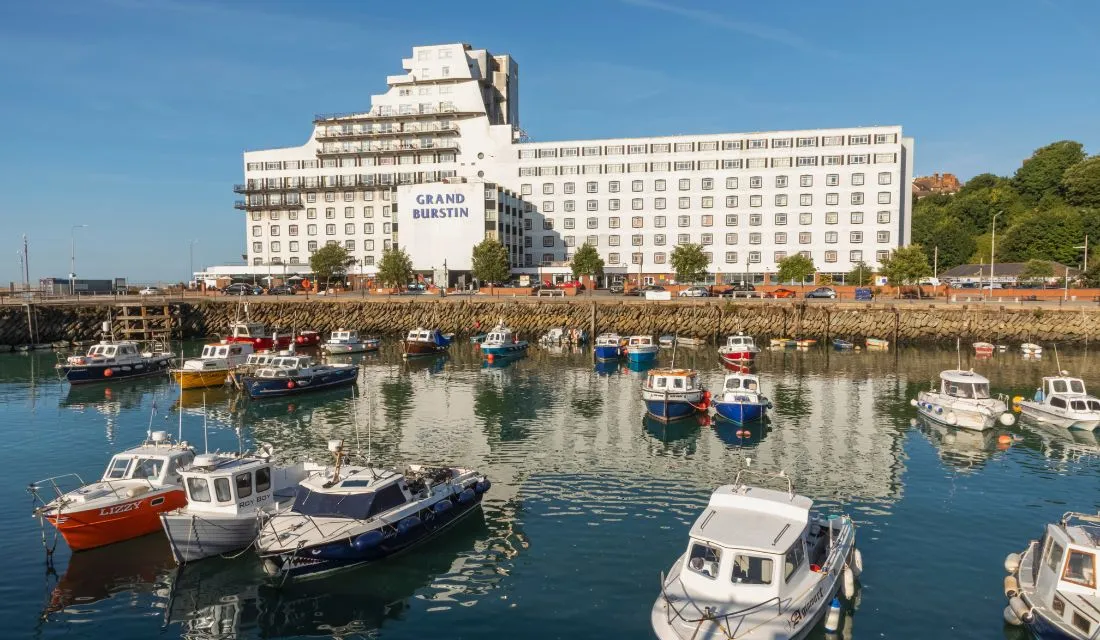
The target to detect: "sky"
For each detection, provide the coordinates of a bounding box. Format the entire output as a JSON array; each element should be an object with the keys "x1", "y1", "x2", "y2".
[{"x1": 1, "y1": 0, "x2": 1098, "y2": 284}]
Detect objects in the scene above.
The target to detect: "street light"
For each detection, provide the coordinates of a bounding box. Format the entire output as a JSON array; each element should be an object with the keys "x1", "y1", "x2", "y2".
[
  {"x1": 989, "y1": 211, "x2": 1002, "y2": 296},
  {"x1": 70, "y1": 224, "x2": 88, "y2": 296},
  {"x1": 189, "y1": 239, "x2": 199, "y2": 289},
  {"x1": 1075, "y1": 234, "x2": 1089, "y2": 272}
]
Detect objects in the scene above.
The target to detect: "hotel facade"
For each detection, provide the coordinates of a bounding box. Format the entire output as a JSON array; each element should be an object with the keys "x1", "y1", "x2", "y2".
[{"x1": 227, "y1": 43, "x2": 913, "y2": 286}]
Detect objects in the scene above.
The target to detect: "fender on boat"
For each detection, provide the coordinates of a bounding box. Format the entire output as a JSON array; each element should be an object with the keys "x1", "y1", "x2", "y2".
[
  {"x1": 397, "y1": 515, "x2": 422, "y2": 535},
  {"x1": 457, "y1": 488, "x2": 476, "y2": 505},
  {"x1": 475, "y1": 478, "x2": 492, "y2": 494},
  {"x1": 433, "y1": 499, "x2": 454, "y2": 515},
  {"x1": 353, "y1": 530, "x2": 384, "y2": 551}
]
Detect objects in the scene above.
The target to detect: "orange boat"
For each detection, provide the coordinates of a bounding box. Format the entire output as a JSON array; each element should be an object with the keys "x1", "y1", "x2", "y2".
[{"x1": 31, "y1": 431, "x2": 195, "y2": 551}]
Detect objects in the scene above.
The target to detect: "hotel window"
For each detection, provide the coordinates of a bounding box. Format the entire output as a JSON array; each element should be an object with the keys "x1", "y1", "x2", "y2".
[
  {"x1": 524, "y1": 236, "x2": 533, "y2": 248},
  {"x1": 609, "y1": 199, "x2": 620, "y2": 211},
  {"x1": 825, "y1": 251, "x2": 837, "y2": 263},
  {"x1": 585, "y1": 165, "x2": 602, "y2": 176},
  {"x1": 776, "y1": 176, "x2": 788, "y2": 188},
  {"x1": 700, "y1": 178, "x2": 714, "y2": 190},
  {"x1": 362, "y1": 255, "x2": 373, "y2": 265},
  {"x1": 363, "y1": 206, "x2": 373, "y2": 218},
  {"x1": 343, "y1": 207, "x2": 353, "y2": 218},
  {"x1": 772, "y1": 138, "x2": 792, "y2": 148},
  {"x1": 825, "y1": 193, "x2": 839, "y2": 205},
  {"x1": 288, "y1": 224, "x2": 298, "y2": 236},
  {"x1": 307, "y1": 241, "x2": 318, "y2": 252},
  {"x1": 800, "y1": 194, "x2": 812, "y2": 206},
  {"x1": 627, "y1": 144, "x2": 647, "y2": 154},
  {"x1": 587, "y1": 235, "x2": 598, "y2": 246},
  {"x1": 325, "y1": 224, "x2": 336, "y2": 235},
  {"x1": 701, "y1": 233, "x2": 713, "y2": 245},
  {"x1": 677, "y1": 234, "x2": 690, "y2": 245},
  {"x1": 252, "y1": 241, "x2": 262, "y2": 252},
  {"x1": 562, "y1": 147, "x2": 579, "y2": 157},
  {"x1": 799, "y1": 232, "x2": 812, "y2": 244},
  {"x1": 747, "y1": 158, "x2": 767, "y2": 169},
  {"x1": 631, "y1": 180, "x2": 644, "y2": 192},
  {"x1": 655, "y1": 179, "x2": 667, "y2": 191},
  {"x1": 538, "y1": 148, "x2": 558, "y2": 158},
  {"x1": 725, "y1": 214, "x2": 738, "y2": 226},
  {"x1": 382, "y1": 205, "x2": 391, "y2": 218},
  {"x1": 875, "y1": 153, "x2": 897, "y2": 163},
  {"x1": 749, "y1": 176, "x2": 762, "y2": 188},
  {"x1": 877, "y1": 250, "x2": 890, "y2": 262},
  {"x1": 544, "y1": 219, "x2": 554, "y2": 230},
  {"x1": 674, "y1": 161, "x2": 693, "y2": 171},
  {"x1": 630, "y1": 198, "x2": 642, "y2": 210},
  {"x1": 797, "y1": 156, "x2": 818, "y2": 167},
  {"x1": 725, "y1": 251, "x2": 739, "y2": 263},
  {"x1": 774, "y1": 251, "x2": 787, "y2": 262},
  {"x1": 747, "y1": 139, "x2": 767, "y2": 149},
  {"x1": 587, "y1": 217, "x2": 598, "y2": 229},
  {"x1": 652, "y1": 161, "x2": 670, "y2": 171},
  {"x1": 826, "y1": 174, "x2": 840, "y2": 186},
  {"x1": 651, "y1": 143, "x2": 671, "y2": 153},
  {"x1": 673, "y1": 142, "x2": 693, "y2": 152},
  {"x1": 849, "y1": 134, "x2": 870, "y2": 145},
  {"x1": 851, "y1": 193, "x2": 864, "y2": 205},
  {"x1": 632, "y1": 216, "x2": 644, "y2": 228},
  {"x1": 543, "y1": 237, "x2": 555, "y2": 247},
  {"x1": 344, "y1": 191, "x2": 354, "y2": 202},
  {"x1": 344, "y1": 240, "x2": 354, "y2": 251},
  {"x1": 775, "y1": 213, "x2": 787, "y2": 225},
  {"x1": 608, "y1": 252, "x2": 620, "y2": 263},
  {"x1": 324, "y1": 192, "x2": 337, "y2": 202},
  {"x1": 582, "y1": 146, "x2": 601, "y2": 156},
  {"x1": 564, "y1": 200, "x2": 575, "y2": 212},
  {"x1": 564, "y1": 236, "x2": 575, "y2": 248},
  {"x1": 722, "y1": 140, "x2": 743, "y2": 150},
  {"x1": 825, "y1": 231, "x2": 838, "y2": 243},
  {"x1": 655, "y1": 197, "x2": 666, "y2": 209},
  {"x1": 698, "y1": 160, "x2": 718, "y2": 170},
  {"x1": 289, "y1": 241, "x2": 299, "y2": 252},
  {"x1": 521, "y1": 184, "x2": 532, "y2": 195},
  {"x1": 749, "y1": 233, "x2": 762, "y2": 244},
  {"x1": 850, "y1": 231, "x2": 863, "y2": 243},
  {"x1": 725, "y1": 233, "x2": 738, "y2": 244},
  {"x1": 679, "y1": 197, "x2": 690, "y2": 209},
  {"x1": 543, "y1": 183, "x2": 554, "y2": 195},
  {"x1": 306, "y1": 193, "x2": 317, "y2": 203},
  {"x1": 850, "y1": 250, "x2": 863, "y2": 262},
  {"x1": 609, "y1": 181, "x2": 621, "y2": 193},
  {"x1": 702, "y1": 196, "x2": 714, "y2": 208},
  {"x1": 878, "y1": 172, "x2": 893, "y2": 185},
  {"x1": 587, "y1": 181, "x2": 598, "y2": 193},
  {"x1": 851, "y1": 211, "x2": 864, "y2": 224},
  {"x1": 564, "y1": 182, "x2": 575, "y2": 194},
  {"x1": 725, "y1": 177, "x2": 739, "y2": 189},
  {"x1": 772, "y1": 157, "x2": 793, "y2": 168},
  {"x1": 383, "y1": 222, "x2": 391, "y2": 233},
  {"x1": 519, "y1": 167, "x2": 537, "y2": 177},
  {"x1": 609, "y1": 217, "x2": 620, "y2": 229},
  {"x1": 654, "y1": 233, "x2": 666, "y2": 246},
  {"x1": 251, "y1": 225, "x2": 262, "y2": 237},
  {"x1": 775, "y1": 232, "x2": 787, "y2": 244},
  {"x1": 775, "y1": 194, "x2": 788, "y2": 207},
  {"x1": 878, "y1": 192, "x2": 891, "y2": 204},
  {"x1": 698, "y1": 141, "x2": 718, "y2": 152},
  {"x1": 563, "y1": 218, "x2": 575, "y2": 229},
  {"x1": 749, "y1": 214, "x2": 762, "y2": 226},
  {"x1": 524, "y1": 219, "x2": 533, "y2": 231},
  {"x1": 826, "y1": 212, "x2": 839, "y2": 225},
  {"x1": 849, "y1": 154, "x2": 870, "y2": 165},
  {"x1": 630, "y1": 252, "x2": 643, "y2": 264},
  {"x1": 822, "y1": 135, "x2": 844, "y2": 146},
  {"x1": 851, "y1": 173, "x2": 865, "y2": 186},
  {"x1": 874, "y1": 133, "x2": 896, "y2": 144},
  {"x1": 605, "y1": 145, "x2": 624, "y2": 155},
  {"x1": 796, "y1": 137, "x2": 818, "y2": 148},
  {"x1": 543, "y1": 201, "x2": 555, "y2": 212},
  {"x1": 877, "y1": 211, "x2": 891, "y2": 223},
  {"x1": 749, "y1": 251, "x2": 761, "y2": 263},
  {"x1": 725, "y1": 196, "x2": 739, "y2": 208},
  {"x1": 307, "y1": 224, "x2": 317, "y2": 235},
  {"x1": 364, "y1": 223, "x2": 374, "y2": 234},
  {"x1": 307, "y1": 208, "x2": 317, "y2": 219},
  {"x1": 749, "y1": 195, "x2": 762, "y2": 207},
  {"x1": 722, "y1": 159, "x2": 743, "y2": 169},
  {"x1": 823, "y1": 155, "x2": 844, "y2": 166},
  {"x1": 325, "y1": 207, "x2": 335, "y2": 219},
  {"x1": 654, "y1": 215, "x2": 666, "y2": 228},
  {"x1": 799, "y1": 212, "x2": 812, "y2": 225},
  {"x1": 678, "y1": 215, "x2": 690, "y2": 227},
  {"x1": 877, "y1": 231, "x2": 891, "y2": 243},
  {"x1": 541, "y1": 252, "x2": 553, "y2": 262},
  {"x1": 632, "y1": 234, "x2": 644, "y2": 246},
  {"x1": 251, "y1": 212, "x2": 261, "y2": 221}
]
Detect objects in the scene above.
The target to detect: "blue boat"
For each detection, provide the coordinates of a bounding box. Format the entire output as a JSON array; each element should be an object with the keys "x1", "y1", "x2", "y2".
[
  {"x1": 241, "y1": 354, "x2": 358, "y2": 399},
  {"x1": 625, "y1": 335, "x2": 659, "y2": 363},
  {"x1": 641, "y1": 368, "x2": 707, "y2": 423},
  {"x1": 256, "y1": 442, "x2": 489, "y2": 581},
  {"x1": 56, "y1": 340, "x2": 174, "y2": 384},
  {"x1": 832, "y1": 338, "x2": 854, "y2": 350},
  {"x1": 479, "y1": 322, "x2": 529, "y2": 357},
  {"x1": 712, "y1": 372, "x2": 771, "y2": 424},
  {"x1": 593, "y1": 333, "x2": 625, "y2": 361}
]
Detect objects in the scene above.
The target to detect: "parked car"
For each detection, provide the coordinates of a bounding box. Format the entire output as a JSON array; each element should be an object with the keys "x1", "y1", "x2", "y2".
[
  {"x1": 678, "y1": 286, "x2": 710, "y2": 298},
  {"x1": 223, "y1": 283, "x2": 255, "y2": 296},
  {"x1": 608, "y1": 282, "x2": 625, "y2": 295},
  {"x1": 854, "y1": 287, "x2": 874, "y2": 301},
  {"x1": 559, "y1": 280, "x2": 586, "y2": 291},
  {"x1": 625, "y1": 284, "x2": 666, "y2": 296},
  {"x1": 138, "y1": 287, "x2": 162, "y2": 296},
  {"x1": 715, "y1": 282, "x2": 757, "y2": 297},
  {"x1": 805, "y1": 286, "x2": 837, "y2": 299},
  {"x1": 765, "y1": 288, "x2": 798, "y2": 299},
  {"x1": 268, "y1": 285, "x2": 296, "y2": 295}
]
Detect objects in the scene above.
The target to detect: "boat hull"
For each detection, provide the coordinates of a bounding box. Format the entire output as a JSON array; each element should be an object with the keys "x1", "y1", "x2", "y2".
[
  {"x1": 161, "y1": 512, "x2": 265, "y2": 564},
  {"x1": 718, "y1": 350, "x2": 757, "y2": 364},
  {"x1": 1019, "y1": 403, "x2": 1100, "y2": 430},
  {"x1": 594, "y1": 345, "x2": 622, "y2": 361},
  {"x1": 643, "y1": 399, "x2": 700, "y2": 423},
  {"x1": 626, "y1": 348, "x2": 658, "y2": 362},
  {"x1": 171, "y1": 368, "x2": 229, "y2": 389},
  {"x1": 480, "y1": 341, "x2": 529, "y2": 356},
  {"x1": 915, "y1": 392, "x2": 1005, "y2": 431},
  {"x1": 44, "y1": 488, "x2": 188, "y2": 551},
  {"x1": 402, "y1": 341, "x2": 448, "y2": 358},
  {"x1": 322, "y1": 340, "x2": 378, "y2": 354},
  {"x1": 58, "y1": 356, "x2": 173, "y2": 385},
  {"x1": 242, "y1": 366, "x2": 358, "y2": 399},
  {"x1": 713, "y1": 401, "x2": 766, "y2": 424}
]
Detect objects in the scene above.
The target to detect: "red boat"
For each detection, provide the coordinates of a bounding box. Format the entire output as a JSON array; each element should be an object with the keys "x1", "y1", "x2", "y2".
[
  {"x1": 717, "y1": 334, "x2": 759, "y2": 366},
  {"x1": 226, "y1": 321, "x2": 320, "y2": 350},
  {"x1": 31, "y1": 432, "x2": 195, "y2": 551},
  {"x1": 973, "y1": 341, "x2": 995, "y2": 358}
]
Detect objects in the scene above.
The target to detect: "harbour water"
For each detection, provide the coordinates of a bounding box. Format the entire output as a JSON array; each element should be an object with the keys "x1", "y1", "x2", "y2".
[{"x1": 2, "y1": 343, "x2": 1099, "y2": 639}]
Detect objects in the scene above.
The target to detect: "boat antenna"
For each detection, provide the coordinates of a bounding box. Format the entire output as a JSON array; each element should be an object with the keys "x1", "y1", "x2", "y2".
[
  {"x1": 1054, "y1": 344, "x2": 1063, "y2": 375},
  {"x1": 670, "y1": 335, "x2": 677, "y2": 370},
  {"x1": 350, "y1": 386, "x2": 362, "y2": 458},
  {"x1": 177, "y1": 365, "x2": 184, "y2": 442},
  {"x1": 956, "y1": 337, "x2": 961, "y2": 371},
  {"x1": 203, "y1": 392, "x2": 209, "y2": 454}
]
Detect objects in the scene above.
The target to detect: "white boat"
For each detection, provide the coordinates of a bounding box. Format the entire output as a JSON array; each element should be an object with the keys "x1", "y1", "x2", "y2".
[
  {"x1": 625, "y1": 335, "x2": 659, "y2": 362},
  {"x1": 1022, "y1": 342, "x2": 1043, "y2": 356},
  {"x1": 717, "y1": 334, "x2": 759, "y2": 366},
  {"x1": 712, "y1": 372, "x2": 771, "y2": 424},
  {"x1": 652, "y1": 470, "x2": 860, "y2": 640},
  {"x1": 171, "y1": 341, "x2": 254, "y2": 389},
  {"x1": 1003, "y1": 511, "x2": 1100, "y2": 638},
  {"x1": 911, "y1": 369, "x2": 1015, "y2": 431},
  {"x1": 1018, "y1": 374, "x2": 1100, "y2": 430},
  {"x1": 480, "y1": 322, "x2": 529, "y2": 356},
  {"x1": 160, "y1": 450, "x2": 314, "y2": 563},
  {"x1": 322, "y1": 329, "x2": 380, "y2": 354},
  {"x1": 539, "y1": 327, "x2": 587, "y2": 346},
  {"x1": 641, "y1": 368, "x2": 707, "y2": 422},
  {"x1": 677, "y1": 336, "x2": 706, "y2": 347}
]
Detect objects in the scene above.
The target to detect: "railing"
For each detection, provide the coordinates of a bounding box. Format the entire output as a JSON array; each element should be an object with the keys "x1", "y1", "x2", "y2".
[
  {"x1": 657, "y1": 570, "x2": 782, "y2": 638},
  {"x1": 314, "y1": 105, "x2": 470, "y2": 122},
  {"x1": 318, "y1": 140, "x2": 459, "y2": 155},
  {"x1": 315, "y1": 122, "x2": 457, "y2": 140}
]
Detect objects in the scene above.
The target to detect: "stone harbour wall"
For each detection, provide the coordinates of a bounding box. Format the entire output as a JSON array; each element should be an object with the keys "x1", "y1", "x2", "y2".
[{"x1": 2, "y1": 299, "x2": 1100, "y2": 348}]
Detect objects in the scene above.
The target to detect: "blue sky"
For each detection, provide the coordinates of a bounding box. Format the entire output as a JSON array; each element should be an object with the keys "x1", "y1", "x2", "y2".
[{"x1": 1, "y1": 0, "x2": 1098, "y2": 284}]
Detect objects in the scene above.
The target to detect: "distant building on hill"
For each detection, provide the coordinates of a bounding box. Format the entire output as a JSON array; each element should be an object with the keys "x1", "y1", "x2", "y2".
[
  {"x1": 939, "y1": 261, "x2": 1079, "y2": 286},
  {"x1": 912, "y1": 173, "x2": 961, "y2": 198}
]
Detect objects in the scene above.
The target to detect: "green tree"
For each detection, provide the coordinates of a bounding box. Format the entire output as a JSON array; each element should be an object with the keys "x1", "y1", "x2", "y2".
[
  {"x1": 670, "y1": 243, "x2": 708, "y2": 283},
  {"x1": 570, "y1": 243, "x2": 604, "y2": 279},
  {"x1": 997, "y1": 206, "x2": 1084, "y2": 264},
  {"x1": 471, "y1": 239, "x2": 511, "y2": 285},
  {"x1": 878, "y1": 245, "x2": 932, "y2": 293},
  {"x1": 1081, "y1": 261, "x2": 1100, "y2": 287},
  {"x1": 1062, "y1": 156, "x2": 1100, "y2": 208},
  {"x1": 957, "y1": 173, "x2": 1004, "y2": 195},
  {"x1": 915, "y1": 217, "x2": 976, "y2": 272},
  {"x1": 1019, "y1": 259, "x2": 1054, "y2": 284},
  {"x1": 846, "y1": 261, "x2": 874, "y2": 286},
  {"x1": 377, "y1": 247, "x2": 413, "y2": 289},
  {"x1": 1013, "y1": 140, "x2": 1086, "y2": 205},
  {"x1": 776, "y1": 253, "x2": 816, "y2": 288},
  {"x1": 308, "y1": 243, "x2": 355, "y2": 287}
]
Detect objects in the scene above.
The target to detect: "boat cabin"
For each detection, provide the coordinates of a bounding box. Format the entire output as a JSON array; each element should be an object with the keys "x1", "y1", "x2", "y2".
[
  {"x1": 1032, "y1": 514, "x2": 1100, "y2": 635},
  {"x1": 254, "y1": 355, "x2": 315, "y2": 378},
  {"x1": 101, "y1": 433, "x2": 195, "y2": 487},
  {"x1": 724, "y1": 374, "x2": 761, "y2": 393},
  {"x1": 680, "y1": 485, "x2": 815, "y2": 605},
  {"x1": 724, "y1": 335, "x2": 757, "y2": 350},
  {"x1": 940, "y1": 370, "x2": 991, "y2": 400},
  {"x1": 181, "y1": 455, "x2": 285, "y2": 515},
  {"x1": 329, "y1": 330, "x2": 360, "y2": 343},
  {"x1": 199, "y1": 343, "x2": 252, "y2": 360},
  {"x1": 407, "y1": 329, "x2": 434, "y2": 342},
  {"x1": 242, "y1": 353, "x2": 275, "y2": 367},
  {"x1": 84, "y1": 341, "x2": 141, "y2": 361},
  {"x1": 645, "y1": 368, "x2": 702, "y2": 393},
  {"x1": 230, "y1": 322, "x2": 268, "y2": 339},
  {"x1": 290, "y1": 468, "x2": 414, "y2": 520},
  {"x1": 629, "y1": 336, "x2": 655, "y2": 347},
  {"x1": 486, "y1": 326, "x2": 515, "y2": 344},
  {"x1": 1035, "y1": 376, "x2": 1100, "y2": 411},
  {"x1": 595, "y1": 333, "x2": 622, "y2": 346}
]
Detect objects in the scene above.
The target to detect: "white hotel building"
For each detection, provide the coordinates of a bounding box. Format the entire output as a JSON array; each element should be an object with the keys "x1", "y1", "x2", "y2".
[{"x1": 228, "y1": 43, "x2": 913, "y2": 286}]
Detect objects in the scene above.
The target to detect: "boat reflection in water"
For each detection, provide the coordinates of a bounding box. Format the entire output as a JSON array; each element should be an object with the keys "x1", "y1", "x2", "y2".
[
  {"x1": 402, "y1": 354, "x2": 448, "y2": 375},
  {"x1": 911, "y1": 416, "x2": 1011, "y2": 470},
  {"x1": 626, "y1": 358, "x2": 657, "y2": 374},
  {"x1": 593, "y1": 360, "x2": 622, "y2": 377},
  {"x1": 1017, "y1": 415, "x2": 1100, "y2": 463},
  {"x1": 43, "y1": 533, "x2": 175, "y2": 619},
  {"x1": 641, "y1": 414, "x2": 703, "y2": 456},
  {"x1": 163, "y1": 515, "x2": 492, "y2": 639},
  {"x1": 711, "y1": 416, "x2": 772, "y2": 449}
]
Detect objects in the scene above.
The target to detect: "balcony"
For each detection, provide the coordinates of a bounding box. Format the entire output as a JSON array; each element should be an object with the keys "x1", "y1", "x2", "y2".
[
  {"x1": 234, "y1": 182, "x2": 305, "y2": 194},
  {"x1": 314, "y1": 121, "x2": 458, "y2": 141},
  {"x1": 313, "y1": 105, "x2": 480, "y2": 124},
  {"x1": 234, "y1": 197, "x2": 305, "y2": 211},
  {"x1": 317, "y1": 139, "x2": 459, "y2": 156}
]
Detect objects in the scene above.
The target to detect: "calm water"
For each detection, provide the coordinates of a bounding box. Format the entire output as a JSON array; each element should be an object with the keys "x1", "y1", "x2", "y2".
[{"x1": 3, "y1": 342, "x2": 1100, "y2": 639}]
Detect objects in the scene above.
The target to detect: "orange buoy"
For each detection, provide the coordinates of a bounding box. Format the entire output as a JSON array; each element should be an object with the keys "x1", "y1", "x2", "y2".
[
  {"x1": 287, "y1": 381, "x2": 295, "y2": 389},
  {"x1": 998, "y1": 434, "x2": 1013, "y2": 445},
  {"x1": 103, "y1": 368, "x2": 113, "y2": 377},
  {"x1": 487, "y1": 354, "x2": 495, "y2": 363}
]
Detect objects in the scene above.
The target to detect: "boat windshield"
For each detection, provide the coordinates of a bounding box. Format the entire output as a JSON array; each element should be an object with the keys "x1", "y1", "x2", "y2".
[
  {"x1": 1071, "y1": 379, "x2": 1086, "y2": 393},
  {"x1": 201, "y1": 346, "x2": 215, "y2": 358},
  {"x1": 291, "y1": 486, "x2": 375, "y2": 519},
  {"x1": 945, "y1": 382, "x2": 989, "y2": 399},
  {"x1": 687, "y1": 542, "x2": 722, "y2": 580},
  {"x1": 732, "y1": 553, "x2": 775, "y2": 585},
  {"x1": 187, "y1": 477, "x2": 211, "y2": 502}
]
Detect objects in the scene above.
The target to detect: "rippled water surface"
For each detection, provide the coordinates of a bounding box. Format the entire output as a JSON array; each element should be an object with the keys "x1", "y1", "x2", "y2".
[{"x1": 3, "y1": 342, "x2": 1100, "y2": 639}]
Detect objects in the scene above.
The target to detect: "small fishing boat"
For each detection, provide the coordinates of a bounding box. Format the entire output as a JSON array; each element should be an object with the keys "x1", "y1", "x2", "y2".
[
  {"x1": 795, "y1": 338, "x2": 817, "y2": 348},
  {"x1": 255, "y1": 440, "x2": 490, "y2": 581},
  {"x1": 712, "y1": 372, "x2": 771, "y2": 424},
  {"x1": 832, "y1": 338, "x2": 854, "y2": 351},
  {"x1": 1003, "y1": 511, "x2": 1100, "y2": 638},
  {"x1": 911, "y1": 369, "x2": 1015, "y2": 431},
  {"x1": 652, "y1": 470, "x2": 861, "y2": 640},
  {"x1": 322, "y1": 329, "x2": 380, "y2": 354},
  {"x1": 57, "y1": 339, "x2": 174, "y2": 384},
  {"x1": 1022, "y1": 342, "x2": 1043, "y2": 357},
  {"x1": 241, "y1": 354, "x2": 358, "y2": 399},
  {"x1": 1018, "y1": 373, "x2": 1100, "y2": 430},
  {"x1": 641, "y1": 368, "x2": 708, "y2": 423},
  {"x1": 479, "y1": 322, "x2": 529, "y2": 356},
  {"x1": 171, "y1": 342, "x2": 253, "y2": 389},
  {"x1": 401, "y1": 328, "x2": 454, "y2": 358},
  {"x1": 160, "y1": 449, "x2": 313, "y2": 564},
  {"x1": 593, "y1": 333, "x2": 626, "y2": 361},
  {"x1": 30, "y1": 431, "x2": 195, "y2": 551},
  {"x1": 226, "y1": 321, "x2": 320, "y2": 350},
  {"x1": 469, "y1": 333, "x2": 487, "y2": 344},
  {"x1": 973, "y1": 342, "x2": 995, "y2": 357},
  {"x1": 718, "y1": 334, "x2": 759, "y2": 365},
  {"x1": 539, "y1": 327, "x2": 588, "y2": 346},
  {"x1": 677, "y1": 336, "x2": 707, "y2": 347},
  {"x1": 229, "y1": 352, "x2": 276, "y2": 385},
  {"x1": 625, "y1": 335, "x2": 660, "y2": 362},
  {"x1": 865, "y1": 338, "x2": 889, "y2": 351},
  {"x1": 658, "y1": 335, "x2": 676, "y2": 349},
  {"x1": 769, "y1": 337, "x2": 797, "y2": 349}
]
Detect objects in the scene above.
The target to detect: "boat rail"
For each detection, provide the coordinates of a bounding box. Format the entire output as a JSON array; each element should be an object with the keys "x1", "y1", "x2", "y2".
[
  {"x1": 658, "y1": 570, "x2": 782, "y2": 638},
  {"x1": 28, "y1": 473, "x2": 87, "y2": 502},
  {"x1": 28, "y1": 472, "x2": 162, "y2": 509},
  {"x1": 732, "y1": 468, "x2": 795, "y2": 498}
]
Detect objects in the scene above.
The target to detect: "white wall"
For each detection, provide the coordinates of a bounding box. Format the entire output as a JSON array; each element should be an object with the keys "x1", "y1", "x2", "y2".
[{"x1": 397, "y1": 182, "x2": 486, "y2": 271}]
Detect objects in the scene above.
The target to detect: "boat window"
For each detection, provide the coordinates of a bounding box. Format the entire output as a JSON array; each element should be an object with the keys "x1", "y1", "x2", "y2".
[
  {"x1": 215, "y1": 477, "x2": 233, "y2": 502},
  {"x1": 292, "y1": 486, "x2": 375, "y2": 518},
  {"x1": 784, "y1": 541, "x2": 806, "y2": 582},
  {"x1": 202, "y1": 346, "x2": 214, "y2": 357},
  {"x1": 1072, "y1": 400, "x2": 1088, "y2": 411},
  {"x1": 1045, "y1": 539, "x2": 1065, "y2": 574},
  {"x1": 105, "y1": 347, "x2": 117, "y2": 357},
  {"x1": 216, "y1": 347, "x2": 228, "y2": 357},
  {"x1": 256, "y1": 467, "x2": 271, "y2": 493},
  {"x1": 367, "y1": 483, "x2": 409, "y2": 516},
  {"x1": 672, "y1": 377, "x2": 685, "y2": 390},
  {"x1": 187, "y1": 477, "x2": 211, "y2": 502},
  {"x1": 1073, "y1": 612, "x2": 1091, "y2": 634},
  {"x1": 972, "y1": 383, "x2": 990, "y2": 399},
  {"x1": 687, "y1": 542, "x2": 722, "y2": 580},
  {"x1": 655, "y1": 377, "x2": 667, "y2": 389},
  {"x1": 1090, "y1": 400, "x2": 1100, "y2": 411},
  {"x1": 105, "y1": 456, "x2": 131, "y2": 480},
  {"x1": 732, "y1": 554, "x2": 774, "y2": 585},
  {"x1": 235, "y1": 472, "x2": 253, "y2": 499},
  {"x1": 131, "y1": 457, "x2": 164, "y2": 480},
  {"x1": 1051, "y1": 397, "x2": 1068, "y2": 409},
  {"x1": 1063, "y1": 550, "x2": 1097, "y2": 588},
  {"x1": 1053, "y1": 380, "x2": 1068, "y2": 393},
  {"x1": 1071, "y1": 380, "x2": 1086, "y2": 393},
  {"x1": 726, "y1": 379, "x2": 740, "y2": 391}
]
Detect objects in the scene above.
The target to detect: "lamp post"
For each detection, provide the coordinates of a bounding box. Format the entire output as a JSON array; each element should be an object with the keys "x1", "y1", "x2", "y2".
[
  {"x1": 70, "y1": 224, "x2": 88, "y2": 296},
  {"x1": 989, "y1": 211, "x2": 1002, "y2": 296},
  {"x1": 189, "y1": 239, "x2": 199, "y2": 289},
  {"x1": 1076, "y1": 234, "x2": 1089, "y2": 272}
]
